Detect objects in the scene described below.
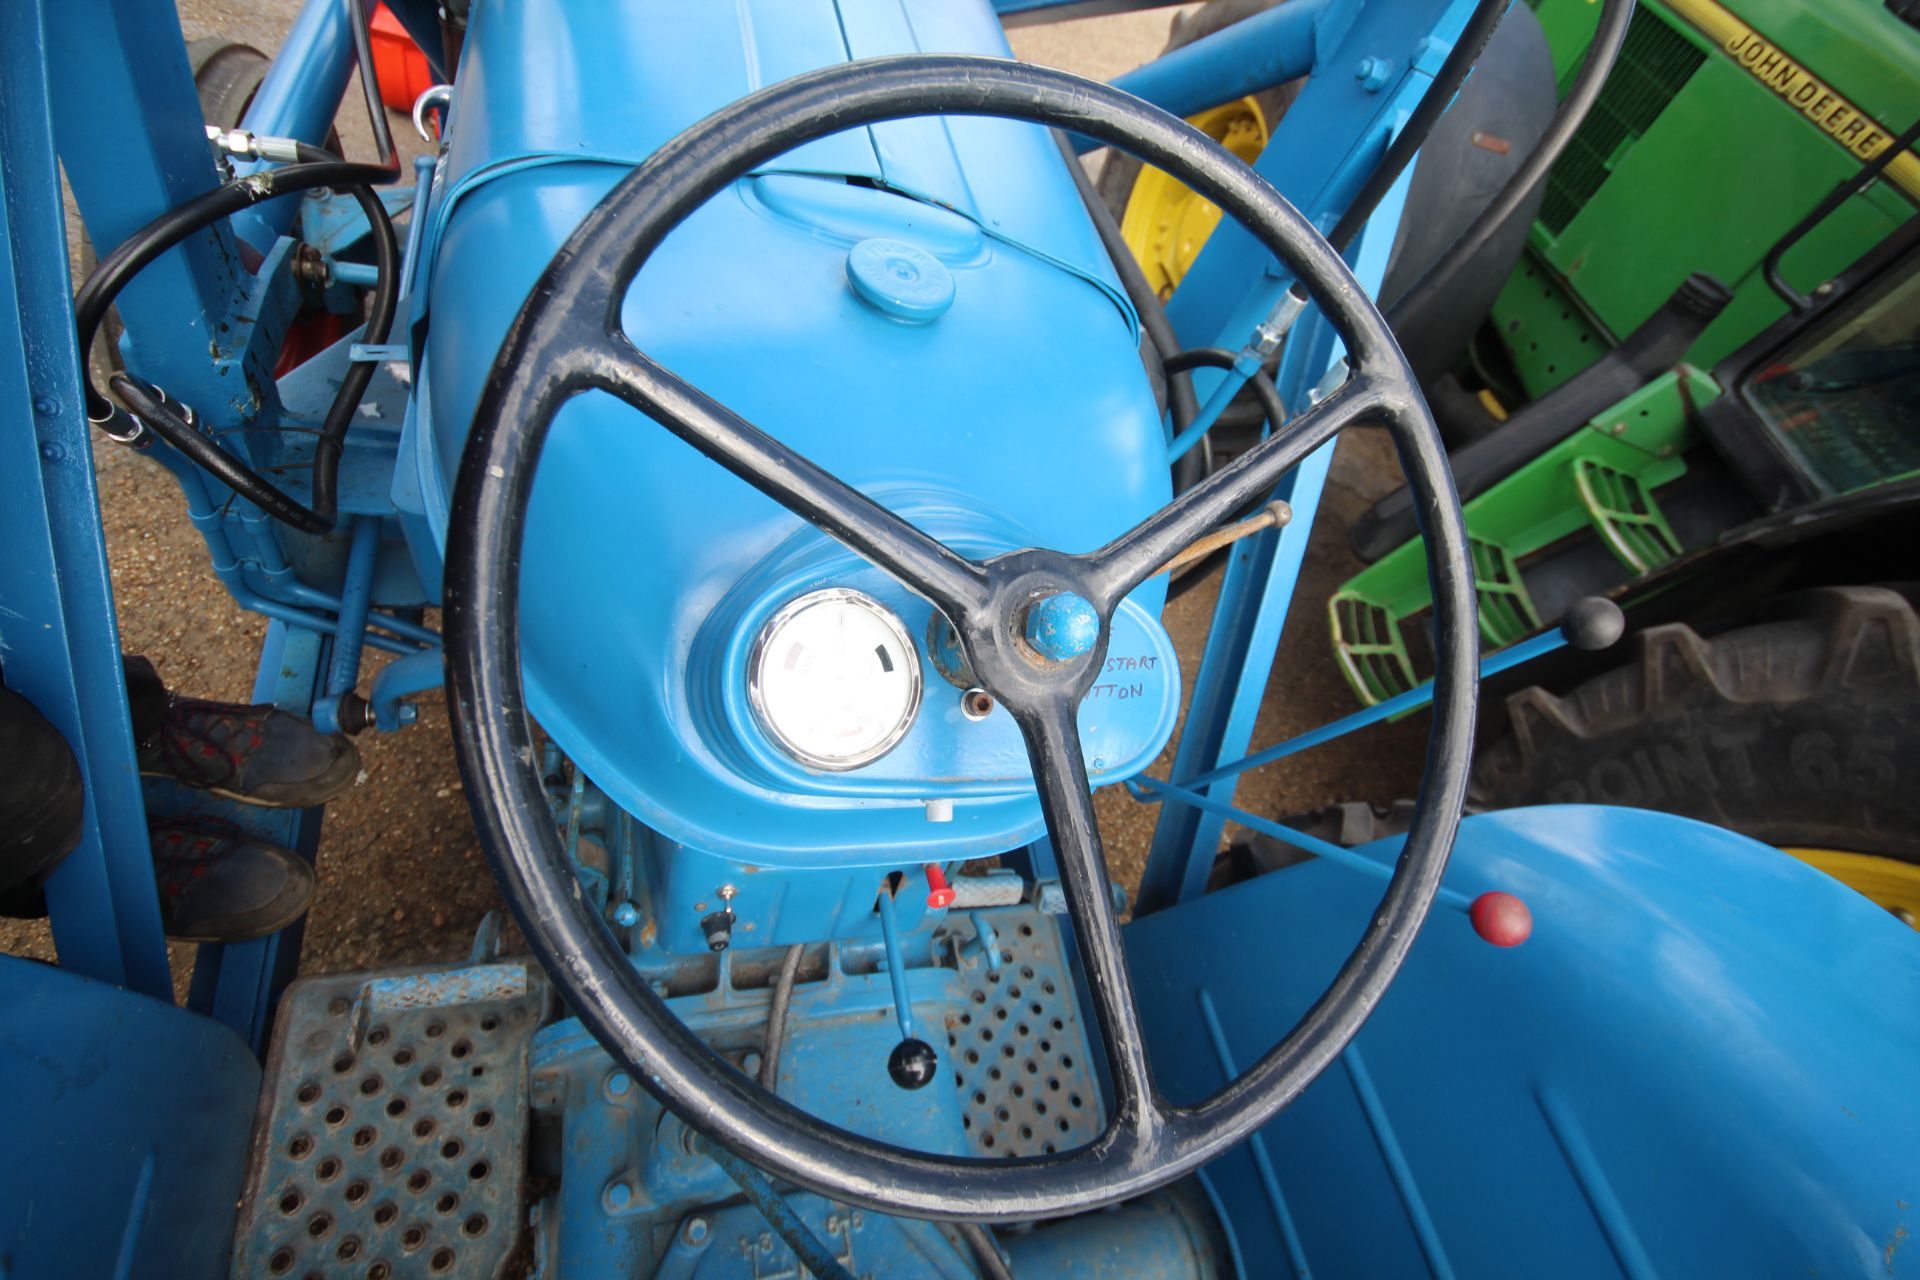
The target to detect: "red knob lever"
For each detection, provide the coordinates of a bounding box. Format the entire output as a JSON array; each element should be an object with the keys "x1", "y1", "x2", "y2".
[
  {"x1": 925, "y1": 864, "x2": 955, "y2": 911},
  {"x1": 1469, "y1": 891, "x2": 1532, "y2": 947}
]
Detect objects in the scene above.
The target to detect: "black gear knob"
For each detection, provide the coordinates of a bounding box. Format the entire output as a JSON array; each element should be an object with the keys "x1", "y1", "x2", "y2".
[
  {"x1": 1562, "y1": 596, "x2": 1626, "y2": 651},
  {"x1": 887, "y1": 1038, "x2": 938, "y2": 1090}
]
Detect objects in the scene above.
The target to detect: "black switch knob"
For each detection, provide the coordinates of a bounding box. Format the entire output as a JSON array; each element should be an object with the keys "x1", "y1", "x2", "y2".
[
  {"x1": 700, "y1": 908, "x2": 735, "y2": 952},
  {"x1": 887, "y1": 1038, "x2": 938, "y2": 1090},
  {"x1": 1562, "y1": 596, "x2": 1626, "y2": 651}
]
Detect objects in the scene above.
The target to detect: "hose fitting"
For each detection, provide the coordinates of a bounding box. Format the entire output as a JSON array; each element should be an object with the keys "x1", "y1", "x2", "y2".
[{"x1": 204, "y1": 125, "x2": 305, "y2": 164}]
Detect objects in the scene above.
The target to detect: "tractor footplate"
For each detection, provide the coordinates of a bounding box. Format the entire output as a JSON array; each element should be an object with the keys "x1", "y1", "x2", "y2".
[
  {"x1": 948, "y1": 903, "x2": 1105, "y2": 1157},
  {"x1": 232, "y1": 961, "x2": 548, "y2": 1279}
]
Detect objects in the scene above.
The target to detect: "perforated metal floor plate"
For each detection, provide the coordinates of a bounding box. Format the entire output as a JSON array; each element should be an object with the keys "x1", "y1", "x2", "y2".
[
  {"x1": 233, "y1": 962, "x2": 548, "y2": 1279},
  {"x1": 946, "y1": 905, "x2": 1104, "y2": 1157}
]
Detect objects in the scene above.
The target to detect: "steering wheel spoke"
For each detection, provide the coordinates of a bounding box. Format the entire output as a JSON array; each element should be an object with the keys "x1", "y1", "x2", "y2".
[
  {"x1": 592, "y1": 338, "x2": 992, "y2": 618},
  {"x1": 1011, "y1": 696, "x2": 1160, "y2": 1136},
  {"x1": 1086, "y1": 375, "x2": 1390, "y2": 603}
]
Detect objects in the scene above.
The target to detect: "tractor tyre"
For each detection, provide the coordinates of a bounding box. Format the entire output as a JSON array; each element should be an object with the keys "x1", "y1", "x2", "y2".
[{"x1": 1470, "y1": 586, "x2": 1920, "y2": 863}]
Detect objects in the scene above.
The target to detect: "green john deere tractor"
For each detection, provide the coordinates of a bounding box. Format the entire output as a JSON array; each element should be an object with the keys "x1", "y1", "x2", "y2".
[
  {"x1": 1322, "y1": 0, "x2": 1920, "y2": 918},
  {"x1": 1101, "y1": 0, "x2": 1918, "y2": 919}
]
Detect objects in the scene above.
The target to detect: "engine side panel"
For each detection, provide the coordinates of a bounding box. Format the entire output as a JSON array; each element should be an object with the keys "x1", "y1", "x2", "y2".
[{"x1": 418, "y1": 0, "x2": 1174, "y2": 863}]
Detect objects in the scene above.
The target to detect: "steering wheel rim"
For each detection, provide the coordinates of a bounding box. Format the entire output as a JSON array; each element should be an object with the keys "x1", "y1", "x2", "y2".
[{"x1": 444, "y1": 54, "x2": 1477, "y2": 1222}]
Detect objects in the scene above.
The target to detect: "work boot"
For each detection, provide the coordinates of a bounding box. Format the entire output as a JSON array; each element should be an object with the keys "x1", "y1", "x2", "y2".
[
  {"x1": 149, "y1": 818, "x2": 316, "y2": 942},
  {"x1": 0, "y1": 684, "x2": 86, "y2": 915},
  {"x1": 138, "y1": 694, "x2": 359, "y2": 808}
]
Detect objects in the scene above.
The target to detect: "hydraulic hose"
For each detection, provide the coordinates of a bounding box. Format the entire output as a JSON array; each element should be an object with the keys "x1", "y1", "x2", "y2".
[
  {"x1": 1384, "y1": 0, "x2": 1636, "y2": 330},
  {"x1": 1160, "y1": 346, "x2": 1287, "y2": 600},
  {"x1": 77, "y1": 153, "x2": 399, "y2": 534}
]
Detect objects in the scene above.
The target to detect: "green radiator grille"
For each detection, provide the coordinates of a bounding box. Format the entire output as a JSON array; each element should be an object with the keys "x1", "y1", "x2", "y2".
[{"x1": 1539, "y1": 8, "x2": 1706, "y2": 235}]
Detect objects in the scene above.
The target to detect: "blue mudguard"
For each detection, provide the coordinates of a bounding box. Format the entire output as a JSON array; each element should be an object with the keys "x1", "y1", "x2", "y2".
[
  {"x1": 1126, "y1": 806, "x2": 1920, "y2": 1278},
  {"x1": 0, "y1": 956, "x2": 262, "y2": 1279}
]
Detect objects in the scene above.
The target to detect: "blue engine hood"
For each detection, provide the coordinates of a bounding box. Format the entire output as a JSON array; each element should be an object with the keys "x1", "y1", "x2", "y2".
[{"x1": 411, "y1": 0, "x2": 1178, "y2": 864}]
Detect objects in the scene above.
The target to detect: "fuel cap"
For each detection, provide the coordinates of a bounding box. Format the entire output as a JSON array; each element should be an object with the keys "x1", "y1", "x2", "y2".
[{"x1": 846, "y1": 238, "x2": 954, "y2": 322}]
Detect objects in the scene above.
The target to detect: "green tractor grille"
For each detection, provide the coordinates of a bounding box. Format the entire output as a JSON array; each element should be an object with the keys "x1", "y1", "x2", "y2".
[{"x1": 1540, "y1": 8, "x2": 1706, "y2": 236}]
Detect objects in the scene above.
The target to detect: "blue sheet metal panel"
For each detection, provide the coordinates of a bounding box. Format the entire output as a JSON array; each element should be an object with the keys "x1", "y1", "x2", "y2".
[
  {"x1": 419, "y1": 3, "x2": 1175, "y2": 865},
  {"x1": 1125, "y1": 807, "x2": 1920, "y2": 1278},
  {"x1": 429, "y1": 171, "x2": 1166, "y2": 862},
  {"x1": 0, "y1": 0, "x2": 173, "y2": 998},
  {"x1": 442, "y1": 0, "x2": 877, "y2": 190},
  {"x1": 0, "y1": 955, "x2": 260, "y2": 1280},
  {"x1": 844, "y1": 0, "x2": 1144, "y2": 318}
]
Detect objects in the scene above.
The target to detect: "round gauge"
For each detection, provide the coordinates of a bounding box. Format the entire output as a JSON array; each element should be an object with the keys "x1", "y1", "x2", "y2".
[{"x1": 748, "y1": 588, "x2": 923, "y2": 771}]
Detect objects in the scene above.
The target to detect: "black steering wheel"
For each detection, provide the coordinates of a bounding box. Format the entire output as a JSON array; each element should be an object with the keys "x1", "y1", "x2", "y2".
[{"x1": 445, "y1": 55, "x2": 1476, "y2": 1222}]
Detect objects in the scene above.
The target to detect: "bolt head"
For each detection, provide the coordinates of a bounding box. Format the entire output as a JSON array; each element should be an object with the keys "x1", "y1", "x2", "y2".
[
  {"x1": 683, "y1": 1217, "x2": 709, "y2": 1246},
  {"x1": 1023, "y1": 592, "x2": 1099, "y2": 662}
]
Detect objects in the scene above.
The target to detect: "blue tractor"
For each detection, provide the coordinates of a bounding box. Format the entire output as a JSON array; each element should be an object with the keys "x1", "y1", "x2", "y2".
[{"x1": 0, "y1": 0, "x2": 1914, "y2": 1276}]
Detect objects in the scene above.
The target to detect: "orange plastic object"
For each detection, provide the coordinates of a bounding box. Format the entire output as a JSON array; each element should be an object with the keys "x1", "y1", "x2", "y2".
[{"x1": 369, "y1": 4, "x2": 434, "y2": 114}]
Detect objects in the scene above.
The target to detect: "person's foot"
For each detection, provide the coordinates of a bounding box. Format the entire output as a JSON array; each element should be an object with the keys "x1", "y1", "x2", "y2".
[
  {"x1": 149, "y1": 818, "x2": 315, "y2": 942},
  {"x1": 139, "y1": 696, "x2": 358, "y2": 808},
  {"x1": 0, "y1": 684, "x2": 86, "y2": 914}
]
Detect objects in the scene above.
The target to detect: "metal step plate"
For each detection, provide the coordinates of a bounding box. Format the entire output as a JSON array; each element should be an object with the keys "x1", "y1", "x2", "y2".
[
  {"x1": 947, "y1": 905, "x2": 1105, "y2": 1158},
  {"x1": 233, "y1": 962, "x2": 548, "y2": 1280}
]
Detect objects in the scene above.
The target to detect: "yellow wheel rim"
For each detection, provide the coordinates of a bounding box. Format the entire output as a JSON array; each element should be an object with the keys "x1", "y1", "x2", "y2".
[
  {"x1": 1783, "y1": 848, "x2": 1920, "y2": 930},
  {"x1": 1119, "y1": 97, "x2": 1270, "y2": 299}
]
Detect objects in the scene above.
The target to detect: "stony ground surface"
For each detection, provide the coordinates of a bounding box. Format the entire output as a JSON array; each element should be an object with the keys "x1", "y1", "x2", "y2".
[{"x1": 6, "y1": 3, "x2": 1424, "y2": 989}]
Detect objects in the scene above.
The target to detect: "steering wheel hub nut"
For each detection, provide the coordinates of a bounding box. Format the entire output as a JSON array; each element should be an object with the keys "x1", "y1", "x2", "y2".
[{"x1": 1023, "y1": 591, "x2": 1100, "y2": 663}]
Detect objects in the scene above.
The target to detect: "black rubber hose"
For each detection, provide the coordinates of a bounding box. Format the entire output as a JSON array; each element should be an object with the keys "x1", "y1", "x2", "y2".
[
  {"x1": 1160, "y1": 346, "x2": 1287, "y2": 600},
  {"x1": 1054, "y1": 131, "x2": 1208, "y2": 493},
  {"x1": 759, "y1": 943, "x2": 805, "y2": 1092},
  {"x1": 1163, "y1": 345, "x2": 1287, "y2": 427},
  {"x1": 308, "y1": 179, "x2": 401, "y2": 523},
  {"x1": 1384, "y1": 0, "x2": 1636, "y2": 330},
  {"x1": 1327, "y1": 0, "x2": 1513, "y2": 253},
  {"x1": 75, "y1": 156, "x2": 400, "y2": 533},
  {"x1": 109, "y1": 373, "x2": 332, "y2": 531}
]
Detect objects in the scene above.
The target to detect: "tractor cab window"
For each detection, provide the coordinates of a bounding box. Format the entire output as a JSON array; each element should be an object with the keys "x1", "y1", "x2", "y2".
[{"x1": 1740, "y1": 263, "x2": 1920, "y2": 497}]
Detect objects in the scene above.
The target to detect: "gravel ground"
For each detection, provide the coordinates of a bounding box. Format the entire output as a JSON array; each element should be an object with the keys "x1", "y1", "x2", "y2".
[{"x1": 6, "y1": 3, "x2": 1422, "y2": 988}]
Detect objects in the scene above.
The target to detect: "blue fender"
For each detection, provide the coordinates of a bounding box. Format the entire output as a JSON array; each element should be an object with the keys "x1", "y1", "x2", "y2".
[
  {"x1": 1126, "y1": 806, "x2": 1920, "y2": 1278},
  {"x1": 0, "y1": 956, "x2": 262, "y2": 1279}
]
